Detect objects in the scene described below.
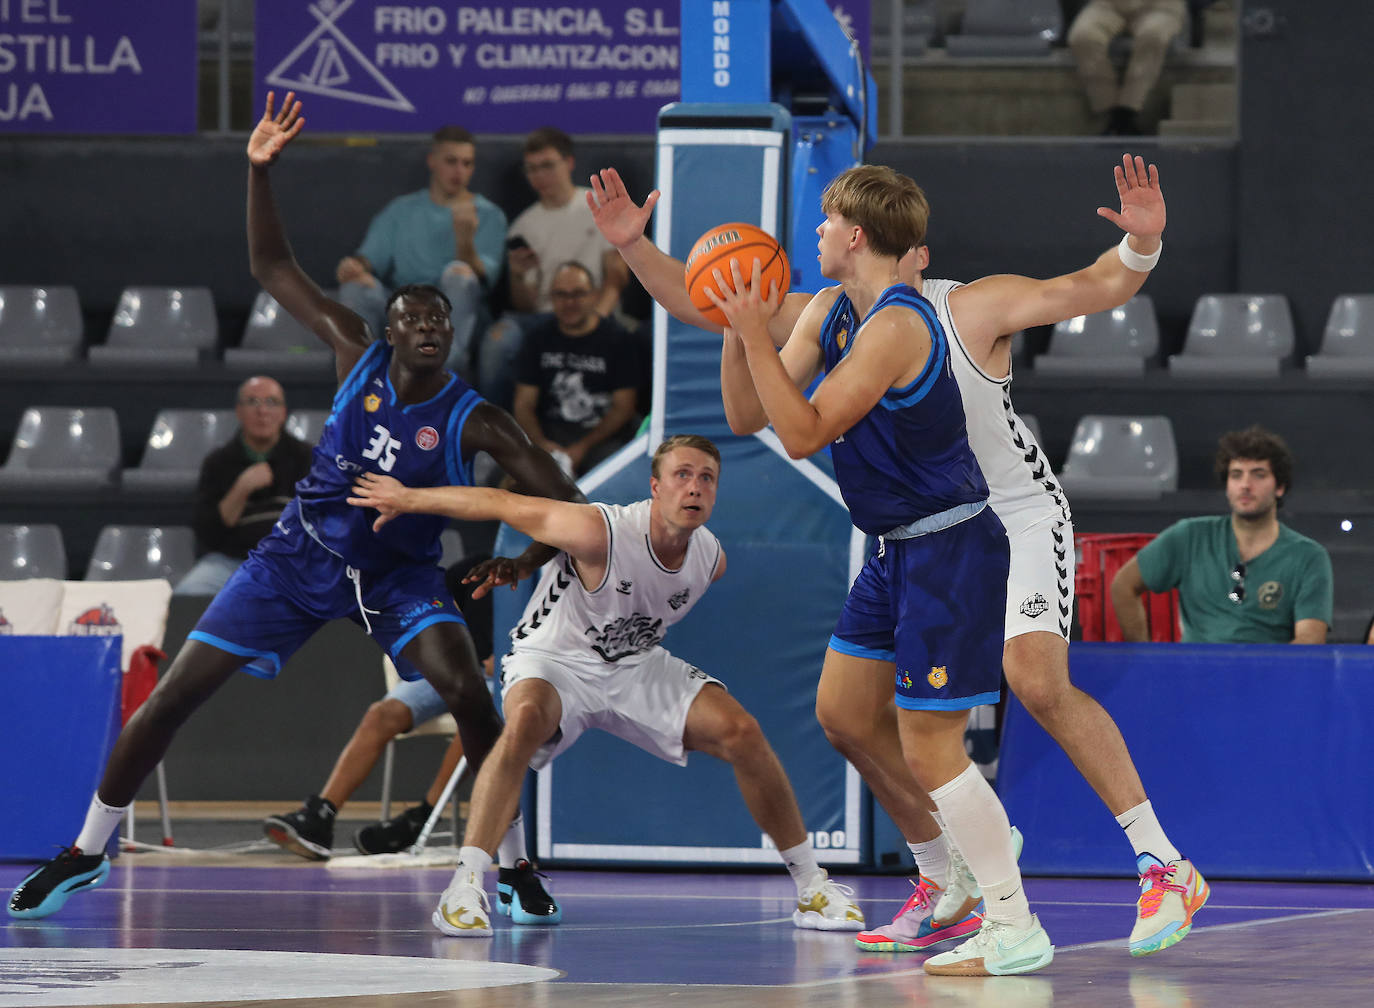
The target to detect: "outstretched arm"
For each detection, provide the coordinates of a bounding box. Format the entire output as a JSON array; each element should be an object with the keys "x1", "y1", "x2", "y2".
[
  {"x1": 948, "y1": 154, "x2": 1167, "y2": 361},
  {"x1": 247, "y1": 91, "x2": 370, "y2": 383},
  {"x1": 587, "y1": 167, "x2": 802, "y2": 345},
  {"x1": 347, "y1": 476, "x2": 606, "y2": 566}
]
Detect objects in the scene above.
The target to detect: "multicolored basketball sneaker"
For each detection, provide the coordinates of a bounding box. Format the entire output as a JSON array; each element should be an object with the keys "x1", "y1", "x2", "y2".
[
  {"x1": 854, "y1": 877, "x2": 980, "y2": 952},
  {"x1": 8, "y1": 846, "x2": 111, "y2": 919},
  {"x1": 1129, "y1": 855, "x2": 1209, "y2": 956}
]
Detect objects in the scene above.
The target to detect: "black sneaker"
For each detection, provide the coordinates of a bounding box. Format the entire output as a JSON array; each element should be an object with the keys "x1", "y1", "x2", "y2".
[
  {"x1": 263, "y1": 795, "x2": 336, "y2": 860},
  {"x1": 496, "y1": 859, "x2": 561, "y2": 925},
  {"x1": 8, "y1": 845, "x2": 111, "y2": 919},
  {"x1": 352, "y1": 802, "x2": 434, "y2": 855}
]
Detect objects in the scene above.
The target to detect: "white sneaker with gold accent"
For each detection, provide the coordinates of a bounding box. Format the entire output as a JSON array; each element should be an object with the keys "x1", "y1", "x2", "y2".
[
  {"x1": 432, "y1": 869, "x2": 493, "y2": 937},
  {"x1": 793, "y1": 869, "x2": 865, "y2": 931}
]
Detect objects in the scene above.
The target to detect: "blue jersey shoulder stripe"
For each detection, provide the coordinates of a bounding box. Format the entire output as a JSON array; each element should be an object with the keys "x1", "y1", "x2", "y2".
[
  {"x1": 881, "y1": 291, "x2": 948, "y2": 410},
  {"x1": 443, "y1": 387, "x2": 485, "y2": 487},
  {"x1": 333, "y1": 340, "x2": 385, "y2": 414}
]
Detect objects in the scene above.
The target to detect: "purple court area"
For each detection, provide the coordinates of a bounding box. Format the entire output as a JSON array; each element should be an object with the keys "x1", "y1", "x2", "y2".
[{"x1": 3, "y1": 862, "x2": 1374, "y2": 1006}]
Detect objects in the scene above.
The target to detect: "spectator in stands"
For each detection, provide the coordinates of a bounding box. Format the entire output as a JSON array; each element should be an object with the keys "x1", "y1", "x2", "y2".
[
  {"x1": 512, "y1": 262, "x2": 639, "y2": 476},
  {"x1": 336, "y1": 125, "x2": 507, "y2": 378},
  {"x1": 478, "y1": 126, "x2": 629, "y2": 410},
  {"x1": 1110, "y1": 425, "x2": 1333, "y2": 642},
  {"x1": 1068, "y1": 0, "x2": 1190, "y2": 135},
  {"x1": 263, "y1": 555, "x2": 501, "y2": 860},
  {"x1": 175, "y1": 375, "x2": 312, "y2": 596}
]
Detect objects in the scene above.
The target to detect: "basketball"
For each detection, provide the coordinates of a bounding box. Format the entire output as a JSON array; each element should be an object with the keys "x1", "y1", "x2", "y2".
[{"x1": 683, "y1": 222, "x2": 790, "y2": 328}]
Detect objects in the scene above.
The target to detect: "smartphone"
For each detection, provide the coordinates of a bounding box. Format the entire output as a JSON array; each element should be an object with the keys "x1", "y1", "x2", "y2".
[{"x1": 506, "y1": 235, "x2": 530, "y2": 251}]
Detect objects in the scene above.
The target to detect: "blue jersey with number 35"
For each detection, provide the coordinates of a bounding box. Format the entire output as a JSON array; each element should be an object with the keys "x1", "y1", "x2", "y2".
[{"x1": 293, "y1": 341, "x2": 483, "y2": 572}]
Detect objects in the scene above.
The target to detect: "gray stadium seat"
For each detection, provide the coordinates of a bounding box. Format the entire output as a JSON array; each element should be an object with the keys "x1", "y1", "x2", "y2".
[
  {"x1": 1057, "y1": 414, "x2": 1178, "y2": 499},
  {"x1": 224, "y1": 289, "x2": 334, "y2": 373},
  {"x1": 0, "y1": 406, "x2": 121, "y2": 491},
  {"x1": 85, "y1": 525, "x2": 197, "y2": 583},
  {"x1": 0, "y1": 285, "x2": 83, "y2": 366},
  {"x1": 1305, "y1": 295, "x2": 1374, "y2": 379},
  {"x1": 0, "y1": 523, "x2": 67, "y2": 580},
  {"x1": 123, "y1": 409, "x2": 237, "y2": 494},
  {"x1": 286, "y1": 409, "x2": 330, "y2": 446},
  {"x1": 88, "y1": 286, "x2": 218, "y2": 368},
  {"x1": 945, "y1": 0, "x2": 1061, "y2": 55},
  {"x1": 1168, "y1": 294, "x2": 1295, "y2": 378},
  {"x1": 1035, "y1": 296, "x2": 1159, "y2": 377}
]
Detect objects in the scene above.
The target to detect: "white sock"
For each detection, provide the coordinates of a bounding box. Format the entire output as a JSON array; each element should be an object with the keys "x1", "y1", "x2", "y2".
[
  {"x1": 497, "y1": 814, "x2": 528, "y2": 869},
  {"x1": 455, "y1": 845, "x2": 493, "y2": 882},
  {"x1": 929, "y1": 762, "x2": 1032, "y2": 930},
  {"x1": 778, "y1": 838, "x2": 823, "y2": 893},
  {"x1": 1116, "y1": 800, "x2": 1181, "y2": 865},
  {"x1": 907, "y1": 835, "x2": 951, "y2": 891},
  {"x1": 74, "y1": 795, "x2": 127, "y2": 855}
]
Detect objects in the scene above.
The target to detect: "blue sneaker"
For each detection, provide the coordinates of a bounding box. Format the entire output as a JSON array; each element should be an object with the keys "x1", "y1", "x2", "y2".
[
  {"x1": 496, "y1": 859, "x2": 561, "y2": 925},
  {"x1": 8, "y1": 846, "x2": 110, "y2": 919}
]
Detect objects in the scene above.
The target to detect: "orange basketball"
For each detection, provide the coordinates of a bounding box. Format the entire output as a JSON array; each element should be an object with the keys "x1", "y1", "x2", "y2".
[{"x1": 684, "y1": 222, "x2": 790, "y2": 328}]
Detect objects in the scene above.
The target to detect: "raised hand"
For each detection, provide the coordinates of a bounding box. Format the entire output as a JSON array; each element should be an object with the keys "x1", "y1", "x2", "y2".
[
  {"x1": 247, "y1": 90, "x2": 304, "y2": 168},
  {"x1": 704, "y1": 255, "x2": 782, "y2": 344},
  {"x1": 587, "y1": 167, "x2": 660, "y2": 249},
  {"x1": 1097, "y1": 154, "x2": 1165, "y2": 240}
]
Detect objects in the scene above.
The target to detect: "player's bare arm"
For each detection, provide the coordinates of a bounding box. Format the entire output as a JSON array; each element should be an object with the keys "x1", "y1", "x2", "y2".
[
  {"x1": 247, "y1": 91, "x2": 370, "y2": 382},
  {"x1": 720, "y1": 286, "x2": 831, "y2": 436},
  {"x1": 948, "y1": 154, "x2": 1166, "y2": 370},
  {"x1": 588, "y1": 166, "x2": 802, "y2": 346},
  {"x1": 712, "y1": 260, "x2": 921, "y2": 458}
]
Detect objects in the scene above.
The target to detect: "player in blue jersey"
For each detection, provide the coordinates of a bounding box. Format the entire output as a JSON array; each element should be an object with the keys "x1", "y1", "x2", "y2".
[
  {"x1": 8, "y1": 92, "x2": 581, "y2": 922},
  {"x1": 706, "y1": 165, "x2": 1053, "y2": 977}
]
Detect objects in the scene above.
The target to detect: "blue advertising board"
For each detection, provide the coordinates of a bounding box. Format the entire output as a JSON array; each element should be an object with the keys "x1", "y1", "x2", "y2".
[
  {"x1": 254, "y1": 0, "x2": 867, "y2": 135},
  {"x1": 0, "y1": 0, "x2": 197, "y2": 134}
]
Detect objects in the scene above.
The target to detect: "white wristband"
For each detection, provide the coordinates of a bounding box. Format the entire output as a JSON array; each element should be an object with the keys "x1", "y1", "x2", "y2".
[{"x1": 1118, "y1": 235, "x2": 1161, "y2": 272}]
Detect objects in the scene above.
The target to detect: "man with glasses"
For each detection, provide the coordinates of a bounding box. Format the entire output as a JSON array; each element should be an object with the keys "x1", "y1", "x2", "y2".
[
  {"x1": 1111, "y1": 424, "x2": 1332, "y2": 643},
  {"x1": 511, "y1": 262, "x2": 640, "y2": 476},
  {"x1": 174, "y1": 374, "x2": 313, "y2": 596},
  {"x1": 479, "y1": 127, "x2": 628, "y2": 410}
]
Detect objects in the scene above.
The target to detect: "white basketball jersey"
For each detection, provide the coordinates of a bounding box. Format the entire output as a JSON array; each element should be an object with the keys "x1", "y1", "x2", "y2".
[
  {"x1": 508, "y1": 499, "x2": 722, "y2": 666},
  {"x1": 922, "y1": 278, "x2": 1071, "y2": 535}
]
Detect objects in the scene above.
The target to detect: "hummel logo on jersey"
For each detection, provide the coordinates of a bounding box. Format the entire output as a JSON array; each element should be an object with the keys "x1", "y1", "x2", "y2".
[
  {"x1": 616, "y1": 579, "x2": 633, "y2": 594},
  {"x1": 667, "y1": 588, "x2": 690, "y2": 610},
  {"x1": 1020, "y1": 592, "x2": 1048, "y2": 618}
]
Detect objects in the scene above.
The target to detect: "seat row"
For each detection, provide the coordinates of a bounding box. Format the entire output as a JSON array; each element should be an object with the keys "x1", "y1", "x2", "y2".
[
  {"x1": 0, "y1": 285, "x2": 332, "y2": 372},
  {"x1": 1033, "y1": 293, "x2": 1374, "y2": 379},
  {"x1": 0, "y1": 406, "x2": 328, "y2": 493},
  {"x1": 0, "y1": 523, "x2": 195, "y2": 584}
]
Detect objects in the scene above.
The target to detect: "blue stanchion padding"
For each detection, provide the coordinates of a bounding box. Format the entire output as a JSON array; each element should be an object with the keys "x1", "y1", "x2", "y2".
[
  {"x1": 998, "y1": 642, "x2": 1374, "y2": 881},
  {"x1": 0, "y1": 636, "x2": 122, "y2": 861}
]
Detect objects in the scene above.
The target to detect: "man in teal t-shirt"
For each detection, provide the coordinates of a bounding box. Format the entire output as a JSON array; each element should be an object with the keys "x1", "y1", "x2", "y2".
[
  {"x1": 336, "y1": 125, "x2": 508, "y2": 379},
  {"x1": 1111, "y1": 425, "x2": 1332, "y2": 643}
]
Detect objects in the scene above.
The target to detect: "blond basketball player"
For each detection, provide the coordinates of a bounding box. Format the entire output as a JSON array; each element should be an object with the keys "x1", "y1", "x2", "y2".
[{"x1": 587, "y1": 156, "x2": 1207, "y2": 960}]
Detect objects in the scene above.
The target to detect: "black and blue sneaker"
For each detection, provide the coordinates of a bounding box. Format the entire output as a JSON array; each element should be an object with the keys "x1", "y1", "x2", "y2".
[
  {"x1": 8, "y1": 846, "x2": 111, "y2": 919},
  {"x1": 496, "y1": 859, "x2": 561, "y2": 925}
]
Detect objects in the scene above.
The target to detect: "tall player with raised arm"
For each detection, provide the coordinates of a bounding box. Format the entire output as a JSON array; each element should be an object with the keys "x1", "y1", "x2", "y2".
[
  {"x1": 9, "y1": 93, "x2": 582, "y2": 922},
  {"x1": 589, "y1": 156, "x2": 1207, "y2": 960}
]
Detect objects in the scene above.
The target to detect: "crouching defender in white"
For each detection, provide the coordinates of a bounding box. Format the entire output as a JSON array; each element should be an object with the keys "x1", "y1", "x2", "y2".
[{"x1": 347, "y1": 434, "x2": 865, "y2": 936}]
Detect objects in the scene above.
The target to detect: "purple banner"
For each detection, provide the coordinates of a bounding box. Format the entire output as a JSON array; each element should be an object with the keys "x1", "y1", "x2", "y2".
[
  {"x1": 0, "y1": 0, "x2": 197, "y2": 134},
  {"x1": 255, "y1": 1, "x2": 868, "y2": 135}
]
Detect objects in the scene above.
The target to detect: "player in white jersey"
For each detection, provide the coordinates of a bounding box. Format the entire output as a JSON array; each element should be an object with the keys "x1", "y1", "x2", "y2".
[
  {"x1": 589, "y1": 156, "x2": 1206, "y2": 958},
  {"x1": 347, "y1": 434, "x2": 866, "y2": 938}
]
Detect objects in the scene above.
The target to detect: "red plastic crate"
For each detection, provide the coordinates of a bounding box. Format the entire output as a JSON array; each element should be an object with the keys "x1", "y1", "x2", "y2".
[{"x1": 1074, "y1": 533, "x2": 1180, "y2": 642}]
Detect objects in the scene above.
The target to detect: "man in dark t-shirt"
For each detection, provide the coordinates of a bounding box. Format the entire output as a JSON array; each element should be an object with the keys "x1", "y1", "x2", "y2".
[
  {"x1": 511, "y1": 261, "x2": 639, "y2": 475},
  {"x1": 175, "y1": 374, "x2": 313, "y2": 595}
]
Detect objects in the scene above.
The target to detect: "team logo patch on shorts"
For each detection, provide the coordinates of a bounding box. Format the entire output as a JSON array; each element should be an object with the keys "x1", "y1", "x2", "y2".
[
  {"x1": 897, "y1": 670, "x2": 913, "y2": 690},
  {"x1": 364, "y1": 393, "x2": 381, "y2": 413},
  {"x1": 1019, "y1": 592, "x2": 1049, "y2": 618},
  {"x1": 415, "y1": 426, "x2": 439, "y2": 450},
  {"x1": 927, "y1": 666, "x2": 948, "y2": 689}
]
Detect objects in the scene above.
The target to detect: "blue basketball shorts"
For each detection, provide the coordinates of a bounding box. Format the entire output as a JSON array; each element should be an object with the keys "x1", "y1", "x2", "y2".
[
  {"x1": 829, "y1": 505, "x2": 1009, "y2": 711},
  {"x1": 188, "y1": 501, "x2": 464, "y2": 679}
]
